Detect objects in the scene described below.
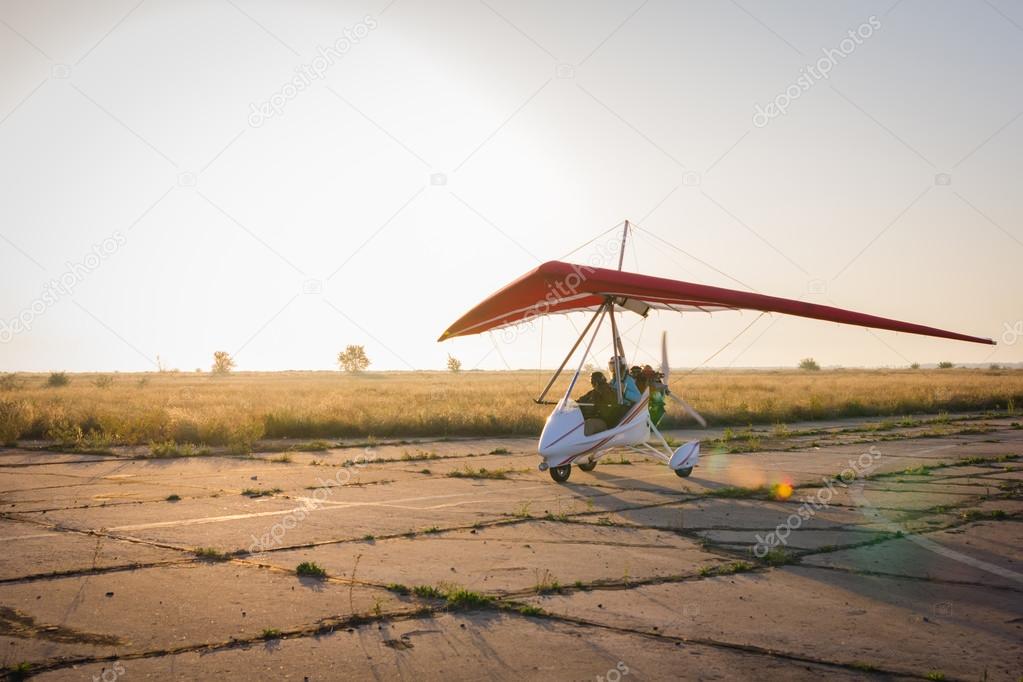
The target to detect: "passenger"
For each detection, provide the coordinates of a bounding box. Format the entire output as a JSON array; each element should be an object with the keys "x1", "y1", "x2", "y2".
[
  {"x1": 630, "y1": 366, "x2": 646, "y2": 393},
  {"x1": 608, "y1": 356, "x2": 641, "y2": 407},
  {"x1": 577, "y1": 371, "x2": 616, "y2": 435},
  {"x1": 642, "y1": 365, "x2": 667, "y2": 425}
]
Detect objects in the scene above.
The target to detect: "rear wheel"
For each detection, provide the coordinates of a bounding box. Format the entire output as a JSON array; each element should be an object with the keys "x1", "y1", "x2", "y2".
[
  {"x1": 674, "y1": 466, "x2": 693, "y2": 478},
  {"x1": 577, "y1": 461, "x2": 596, "y2": 472},
  {"x1": 549, "y1": 465, "x2": 571, "y2": 483}
]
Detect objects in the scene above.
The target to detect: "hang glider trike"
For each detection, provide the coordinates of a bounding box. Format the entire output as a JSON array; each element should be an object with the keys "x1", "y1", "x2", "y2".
[{"x1": 439, "y1": 223, "x2": 994, "y2": 483}]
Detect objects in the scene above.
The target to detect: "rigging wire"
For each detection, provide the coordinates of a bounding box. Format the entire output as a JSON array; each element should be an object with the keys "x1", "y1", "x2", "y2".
[
  {"x1": 556, "y1": 220, "x2": 627, "y2": 261},
  {"x1": 629, "y1": 220, "x2": 640, "y2": 272},
  {"x1": 537, "y1": 315, "x2": 544, "y2": 393},
  {"x1": 488, "y1": 331, "x2": 535, "y2": 403},
  {"x1": 632, "y1": 313, "x2": 647, "y2": 365},
  {"x1": 632, "y1": 222, "x2": 757, "y2": 292},
  {"x1": 685, "y1": 312, "x2": 767, "y2": 375}
]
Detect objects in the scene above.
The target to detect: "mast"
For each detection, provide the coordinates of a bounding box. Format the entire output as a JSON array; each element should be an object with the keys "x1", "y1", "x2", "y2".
[
  {"x1": 608, "y1": 221, "x2": 631, "y2": 403},
  {"x1": 617, "y1": 220, "x2": 629, "y2": 270}
]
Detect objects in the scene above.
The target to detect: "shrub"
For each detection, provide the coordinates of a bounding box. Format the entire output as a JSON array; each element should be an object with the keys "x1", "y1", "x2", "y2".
[
  {"x1": 92, "y1": 375, "x2": 114, "y2": 389},
  {"x1": 447, "y1": 354, "x2": 462, "y2": 372},
  {"x1": 46, "y1": 372, "x2": 70, "y2": 387},
  {"x1": 212, "y1": 351, "x2": 235, "y2": 374},
  {"x1": 798, "y1": 358, "x2": 820, "y2": 371},
  {"x1": 0, "y1": 373, "x2": 23, "y2": 391},
  {"x1": 0, "y1": 399, "x2": 33, "y2": 444},
  {"x1": 337, "y1": 345, "x2": 370, "y2": 373},
  {"x1": 46, "y1": 418, "x2": 83, "y2": 447},
  {"x1": 296, "y1": 561, "x2": 327, "y2": 578},
  {"x1": 226, "y1": 419, "x2": 265, "y2": 453},
  {"x1": 937, "y1": 361, "x2": 955, "y2": 369}
]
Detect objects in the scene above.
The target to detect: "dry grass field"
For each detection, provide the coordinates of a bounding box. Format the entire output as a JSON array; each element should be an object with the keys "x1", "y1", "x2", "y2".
[{"x1": 1, "y1": 368, "x2": 1021, "y2": 449}]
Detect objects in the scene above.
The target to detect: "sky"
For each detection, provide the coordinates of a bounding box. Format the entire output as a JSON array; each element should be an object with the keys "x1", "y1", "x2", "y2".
[{"x1": 0, "y1": 0, "x2": 1021, "y2": 372}]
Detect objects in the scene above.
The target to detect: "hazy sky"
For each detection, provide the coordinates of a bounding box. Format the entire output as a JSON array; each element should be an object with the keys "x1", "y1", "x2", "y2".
[{"x1": 1, "y1": 0, "x2": 1020, "y2": 372}]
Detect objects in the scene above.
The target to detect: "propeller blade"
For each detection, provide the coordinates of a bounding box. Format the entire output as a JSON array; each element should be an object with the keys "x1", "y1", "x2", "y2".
[
  {"x1": 660, "y1": 331, "x2": 670, "y2": 384},
  {"x1": 667, "y1": 391, "x2": 707, "y2": 428},
  {"x1": 662, "y1": 330, "x2": 706, "y2": 427}
]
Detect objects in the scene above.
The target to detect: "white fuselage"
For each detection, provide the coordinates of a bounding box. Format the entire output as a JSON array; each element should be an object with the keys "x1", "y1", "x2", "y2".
[{"x1": 537, "y1": 391, "x2": 651, "y2": 467}]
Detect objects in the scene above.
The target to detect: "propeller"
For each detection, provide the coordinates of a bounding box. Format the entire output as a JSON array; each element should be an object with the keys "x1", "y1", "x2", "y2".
[{"x1": 661, "y1": 331, "x2": 707, "y2": 427}]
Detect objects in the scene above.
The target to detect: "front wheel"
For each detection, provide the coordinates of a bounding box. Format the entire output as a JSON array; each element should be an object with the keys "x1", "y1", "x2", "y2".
[
  {"x1": 577, "y1": 461, "x2": 596, "y2": 472},
  {"x1": 674, "y1": 466, "x2": 693, "y2": 478},
  {"x1": 549, "y1": 465, "x2": 571, "y2": 483}
]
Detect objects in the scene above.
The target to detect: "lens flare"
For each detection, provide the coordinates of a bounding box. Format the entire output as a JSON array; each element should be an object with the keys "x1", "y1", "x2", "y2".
[{"x1": 773, "y1": 482, "x2": 794, "y2": 500}]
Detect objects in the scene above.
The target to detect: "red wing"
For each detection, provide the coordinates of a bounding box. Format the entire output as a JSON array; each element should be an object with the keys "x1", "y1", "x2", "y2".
[{"x1": 439, "y1": 261, "x2": 993, "y2": 345}]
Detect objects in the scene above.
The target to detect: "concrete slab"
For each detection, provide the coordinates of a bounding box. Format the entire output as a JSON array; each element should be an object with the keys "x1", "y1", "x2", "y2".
[
  {"x1": 32, "y1": 611, "x2": 894, "y2": 682},
  {"x1": 802, "y1": 519, "x2": 1023, "y2": 589},
  {"x1": 525, "y1": 566, "x2": 1022, "y2": 680},
  {"x1": 263, "y1": 520, "x2": 726, "y2": 595},
  {"x1": 0, "y1": 560, "x2": 420, "y2": 667},
  {"x1": 0, "y1": 519, "x2": 182, "y2": 581}
]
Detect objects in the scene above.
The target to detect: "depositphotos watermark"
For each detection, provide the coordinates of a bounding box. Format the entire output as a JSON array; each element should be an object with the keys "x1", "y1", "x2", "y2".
[
  {"x1": 596, "y1": 662, "x2": 630, "y2": 682},
  {"x1": 92, "y1": 660, "x2": 126, "y2": 682},
  {"x1": 248, "y1": 15, "x2": 378, "y2": 127},
  {"x1": 753, "y1": 445, "x2": 882, "y2": 557},
  {"x1": 247, "y1": 447, "x2": 376, "y2": 553},
  {"x1": 753, "y1": 15, "x2": 881, "y2": 128},
  {"x1": 0, "y1": 232, "x2": 127, "y2": 343},
  {"x1": 497, "y1": 237, "x2": 621, "y2": 344},
  {"x1": 1002, "y1": 320, "x2": 1022, "y2": 345}
]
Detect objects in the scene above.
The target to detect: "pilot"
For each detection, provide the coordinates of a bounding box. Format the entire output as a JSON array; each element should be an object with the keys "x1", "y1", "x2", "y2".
[
  {"x1": 608, "y1": 356, "x2": 641, "y2": 407},
  {"x1": 578, "y1": 371, "x2": 616, "y2": 435}
]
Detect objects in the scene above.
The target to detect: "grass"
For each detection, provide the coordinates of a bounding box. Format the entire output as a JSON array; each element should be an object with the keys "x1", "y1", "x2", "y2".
[
  {"x1": 166, "y1": 493, "x2": 181, "y2": 502},
  {"x1": 269, "y1": 454, "x2": 292, "y2": 463},
  {"x1": 513, "y1": 604, "x2": 544, "y2": 616},
  {"x1": 446, "y1": 466, "x2": 520, "y2": 479},
  {"x1": 699, "y1": 561, "x2": 754, "y2": 577},
  {"x1": 401, "y1": 449, "x2": 439, "y2": 461},
  {"x1": 241, "y1": 487, "x2": 283, "y2": 497},
  {"x1": 260, "y1": 628, "x2": 282, "y2": 639},
  {"x1": 959, "y1": 509, "x2": 1007, "y2": 522},
  {"x1": 292, "y1": 440, "x2": 334, "y2": 451},
  {"x1": 296, "y1": 561, "x2": 327, "y2": 578},
  {"x1": 704, "y1": 485, "x2": 770, "y2": 499},
  {"x1": 149, "y1": 440, "x2": 211, "y2": 457},
  {"x1": 6, "y1": 662, "x2": 31, "y2": 680},
  {"x1": 759, "y1": 548, "x2": 795, "y2": 566},
  {"x1": 489, "y1": 447, "x2": 511, "y2": 454},
  {"x1": 395, "y1": 582, "x2": 496, "y2": 609},
  {"x1": 534, "y1": 569, "x2": 561, "y2": 594},
  {"x1": 194, "y1": 547, "x2": 230, "y2": 561},
  {"x1": 445, "y1": 587, "x2": 493, "y2": 609},
  {"x1": 0, "y1": 369, "x2": 1019, "y2": 445},
  {"x1": 411, "y1": 585, "x2": 445, "y2": 599},
  {"x1": 925, "y1": 672, "x2": 946, "y2": 681}
]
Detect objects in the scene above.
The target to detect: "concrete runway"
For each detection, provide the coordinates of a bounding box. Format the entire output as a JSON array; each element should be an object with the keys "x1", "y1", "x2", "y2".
[{"x1": 1, "y1": 415, "x2": 1021, "y2": 680}]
